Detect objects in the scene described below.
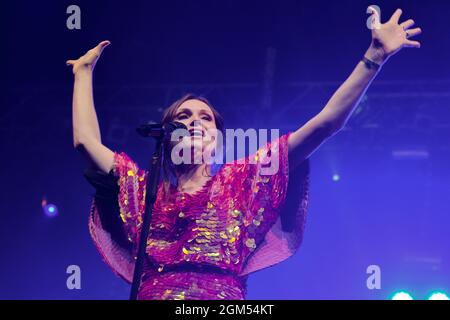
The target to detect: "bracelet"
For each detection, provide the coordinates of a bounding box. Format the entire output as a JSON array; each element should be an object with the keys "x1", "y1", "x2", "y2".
[{"x1": 362, "y1": 56, "x2": 381, "y2": 71}]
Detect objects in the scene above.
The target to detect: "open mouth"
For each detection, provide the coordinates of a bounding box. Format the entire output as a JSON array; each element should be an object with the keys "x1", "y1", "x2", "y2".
[{"x1": 188, "y1": 129, "x2": 205, "y2": 137}]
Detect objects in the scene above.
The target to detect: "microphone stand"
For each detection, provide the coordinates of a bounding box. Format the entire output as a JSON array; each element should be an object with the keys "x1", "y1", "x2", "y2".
[
  {"x1": 129, "y1": 132, "x2": 163, "y2": 300},
  {"x1": 129, "y1": 121, "x2": 186, "y2": 300}
]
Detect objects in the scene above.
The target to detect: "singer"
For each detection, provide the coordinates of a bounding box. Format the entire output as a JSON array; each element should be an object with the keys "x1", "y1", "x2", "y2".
[{"x1": 67, "y1": 7, "x2": 421, "y2": 300}]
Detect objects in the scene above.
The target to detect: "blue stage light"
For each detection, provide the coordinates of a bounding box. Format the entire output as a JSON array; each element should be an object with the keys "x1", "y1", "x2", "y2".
[
  {"x1": 332, "y1": 174, "x2": 340, "y2": 182},
  {"x1": 427, "y1": 292, "x2": 449, "y2": 300},
  {"x1": 391, "y1": 291, "x2": 414, "y2": 300},
  {"x1": 43, "y1": 203, "x2": 58, "y2": 217}
]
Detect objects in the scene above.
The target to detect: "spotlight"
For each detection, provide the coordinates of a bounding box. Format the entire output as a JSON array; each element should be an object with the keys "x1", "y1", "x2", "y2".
[
  {"x1": 391, "y1": 291, "x2": 414, "y2": 300},
  {"x1": 41, "y1": 198, "x2": 58, "y2": 217},
  {"x1": 427, "y1": 292, "x2": 449, "y2": 300},
  {"x1": 43, "y1": 204, "x2": 58, "y2": 217},
  {"x1": 332, "y1": 174, "x2": 340, "y2": 182}
]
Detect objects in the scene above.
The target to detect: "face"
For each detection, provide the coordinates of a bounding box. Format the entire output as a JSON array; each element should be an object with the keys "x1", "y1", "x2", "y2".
[
  {"x1": 174, "y1": 99, "x2": 217, "y2": 132},
  {"x1": 171, "y1": 99, "x2": 219, "y2": 164}
]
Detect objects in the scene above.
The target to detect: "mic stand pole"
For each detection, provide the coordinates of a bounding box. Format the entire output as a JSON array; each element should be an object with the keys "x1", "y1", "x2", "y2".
[{"x1": 129, "y1": 137, "x2": 163, "y2": 300}]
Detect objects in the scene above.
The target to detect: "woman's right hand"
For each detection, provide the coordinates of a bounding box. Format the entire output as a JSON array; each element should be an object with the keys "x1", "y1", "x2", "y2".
[{"x1": 66, "y1": 40, "x2": 110, "y2": 75}]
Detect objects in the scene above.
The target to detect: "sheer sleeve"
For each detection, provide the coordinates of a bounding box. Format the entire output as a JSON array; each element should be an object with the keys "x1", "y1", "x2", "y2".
[
  {"x1": 233, "y1": 133, "x2": 310, "y2": 276},
  {"x1": 85, "y1": 151, "x2": 148, "y2": 283}
]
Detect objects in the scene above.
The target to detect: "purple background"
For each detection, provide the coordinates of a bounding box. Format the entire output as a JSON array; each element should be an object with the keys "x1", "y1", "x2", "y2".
[{"x1": 2, "y1": 0, "x2": 449, "y2": 299}]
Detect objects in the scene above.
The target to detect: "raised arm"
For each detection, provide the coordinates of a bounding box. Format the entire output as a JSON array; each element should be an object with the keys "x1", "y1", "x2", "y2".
[
  {"x1": 288, "y1": 7, "x2": 422, "y2": 170},
  {"x1": 67, "y1": 40, "x2": 115, "y2": 174}
]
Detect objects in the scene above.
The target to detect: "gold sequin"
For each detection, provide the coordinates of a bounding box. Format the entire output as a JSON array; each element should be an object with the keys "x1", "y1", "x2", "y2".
[
  {"x1": 127, "y1": 170, "x2": 135, "y2": 176},
  {"x1": 161, "y1": 289, "x2": 172, "y2": 299},
  {"x1": 182, "y1": 247, "x2": 189, "y2": 254},
  {"x1": 174, "y1": 291, "x2": 186, "y2": 300},
  {"x1": 219, "y1": 231, "x2": 228, "y2": 239},
  {"x1": 147, "y1": 238, "x2": 172, "y2": 249},
  {"x1": 205, "y1": 252, "x2": 220, "y2": 257},
  {"x1": 178, "y1": 211, "x2": 185, "y2": 218},
  {"x1": 232, "y1": 209, "x2": 241, "y2": 217},
  {"x1": 245, "y1": 238, "x2": 256, "y2": 250}
]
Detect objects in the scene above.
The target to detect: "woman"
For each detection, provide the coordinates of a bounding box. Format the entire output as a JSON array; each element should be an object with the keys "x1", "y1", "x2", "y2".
[{"x1": 67, "y1": 7, "x2": 421, "y2": 299}]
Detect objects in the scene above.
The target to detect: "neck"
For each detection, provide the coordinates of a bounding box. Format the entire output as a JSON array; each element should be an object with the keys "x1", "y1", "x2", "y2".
[{"x1": 175, "y1": 163, "x2": 208, "y2": 186}]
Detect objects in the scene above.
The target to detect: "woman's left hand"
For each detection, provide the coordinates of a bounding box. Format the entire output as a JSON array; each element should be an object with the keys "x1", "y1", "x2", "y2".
[{"x1": 366, "y1": 7, "x2": 422, "y2": 65}]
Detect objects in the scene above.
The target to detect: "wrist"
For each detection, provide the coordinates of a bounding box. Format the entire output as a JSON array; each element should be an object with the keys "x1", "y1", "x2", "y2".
[
  {"x1": 365, "y1": 42, "x2": 389, "y2": 66},
  {"x1": 74, "y1": 64, "x2": 93, "y2": 78}
]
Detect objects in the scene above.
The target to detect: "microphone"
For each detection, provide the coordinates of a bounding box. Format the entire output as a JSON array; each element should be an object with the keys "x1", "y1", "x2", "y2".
[{"x1": 136, "y1": 121, "x2": 187, "y2": 138}]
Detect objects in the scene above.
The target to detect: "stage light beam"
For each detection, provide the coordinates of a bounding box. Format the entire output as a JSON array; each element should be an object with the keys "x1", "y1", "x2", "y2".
[
  {"x1": 428, "y1": 292, "x2": 449, "y2": 300},
  {"x1": 332, "y1": 174, "x2": 340, "y2": 182},
  {"x1": 391, "y1": 291, "x2": 414, "y2": 300},
  {"x1": 42, "y1": 203, "x2": 58, "y2": 218}
]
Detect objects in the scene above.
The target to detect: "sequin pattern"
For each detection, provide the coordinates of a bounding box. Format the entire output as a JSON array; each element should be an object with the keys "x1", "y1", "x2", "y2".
[{"x1": 87, "y1": 132, "x2": 310, "y2": 299}]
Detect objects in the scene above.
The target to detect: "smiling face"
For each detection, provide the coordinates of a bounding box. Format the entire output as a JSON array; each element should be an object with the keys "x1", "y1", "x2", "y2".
[
  {"x1": 174, "y1": 99, "x2": 217, "y2": 138},
  {"x1": 169, "y1": 98, "x2": 221, "y2": 165}
]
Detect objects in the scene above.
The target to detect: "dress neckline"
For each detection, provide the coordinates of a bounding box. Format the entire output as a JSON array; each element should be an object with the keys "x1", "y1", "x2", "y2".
[{"x1": 174, "y1": 174, "x2": 216, "y2": 198}]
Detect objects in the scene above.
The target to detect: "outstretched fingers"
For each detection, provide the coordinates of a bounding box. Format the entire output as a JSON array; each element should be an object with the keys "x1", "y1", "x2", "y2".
[
  {"x1": 404, "y1": 40, "x2": 421, "y2": 48},
  {"x1": 401, "y1": 19, "x2": 415, "y2": 30},
  {"x1": 97, "y1": 40, "x2": 111, "y2": 52},
  {"x1": 404, "y1": 26, "x2": 422, "y2": 48},
  {"x1": 406, "y1": 27, "x2": 422, "y2": 38},
  {"x1": 389, "y1": 8, "x2": 403, "y2": 24}
]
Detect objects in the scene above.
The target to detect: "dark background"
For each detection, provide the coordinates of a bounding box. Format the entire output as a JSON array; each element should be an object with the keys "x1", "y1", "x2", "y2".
[{"x1": 1, "y1": 0, "x2": 449, "y2": 299}]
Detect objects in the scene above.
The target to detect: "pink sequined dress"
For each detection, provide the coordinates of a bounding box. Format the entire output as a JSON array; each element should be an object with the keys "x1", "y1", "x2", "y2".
[{"x1": 84, "y1": 133, "x2": 310, "y2": 300}]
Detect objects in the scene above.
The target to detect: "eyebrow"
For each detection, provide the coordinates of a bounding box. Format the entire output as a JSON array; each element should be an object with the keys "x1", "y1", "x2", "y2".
[
  {"x1": 176, "y1": 108, "x2": 213, "y2": 117},
  {"x1": 175, "y1": 108, "x2": 190, "y2": 115}
]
